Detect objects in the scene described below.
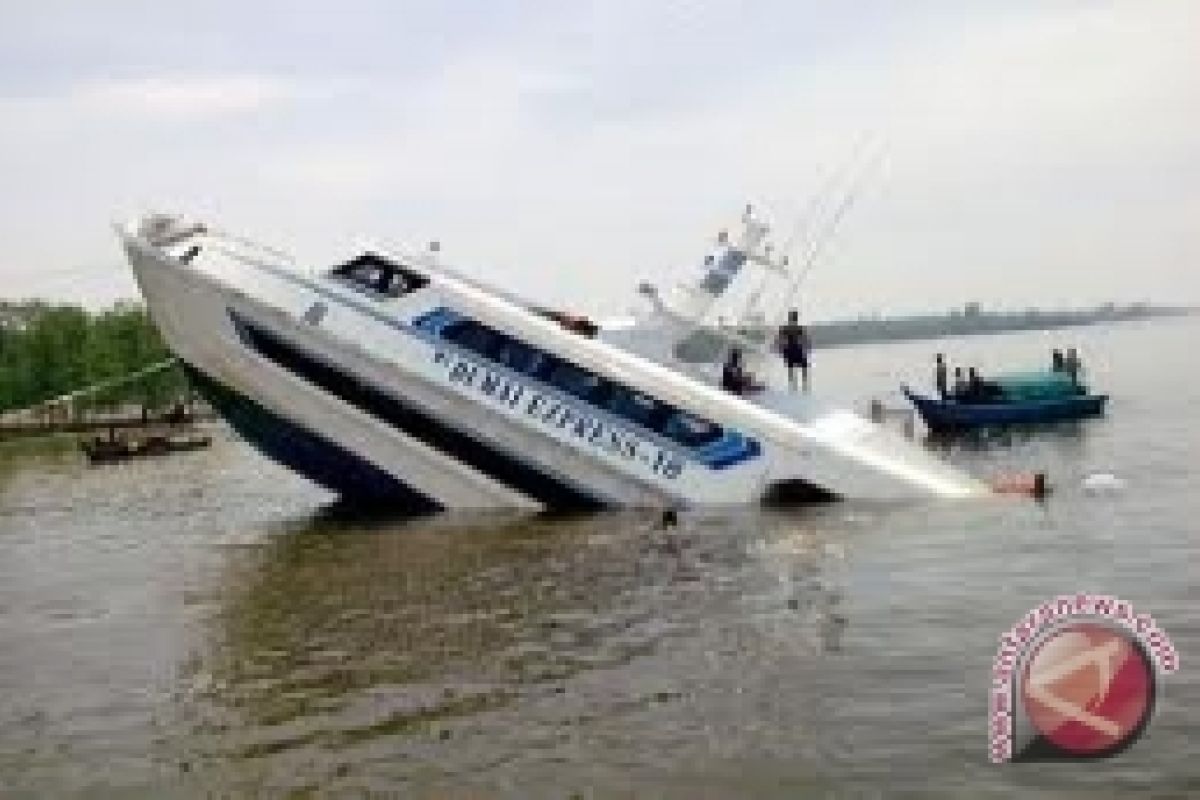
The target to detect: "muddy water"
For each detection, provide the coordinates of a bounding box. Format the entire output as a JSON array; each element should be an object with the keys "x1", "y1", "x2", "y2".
[{"x1": 1, "y1": 318, "x2": 1197, "y2": 796}]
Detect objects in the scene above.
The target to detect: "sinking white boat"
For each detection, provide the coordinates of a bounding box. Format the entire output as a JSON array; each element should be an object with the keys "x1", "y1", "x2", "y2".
[{"x1": 117, "y1": 213, "x2": 985, "y2": 511}]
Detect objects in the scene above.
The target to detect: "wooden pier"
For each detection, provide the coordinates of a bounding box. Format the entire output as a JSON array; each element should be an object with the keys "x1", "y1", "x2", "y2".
[
  {"x1": 0, "y1": 407, "x2": 216, "y2": 440},
  {"x1": 0, "y1": 358, "x2": 215, "y2": 441}
]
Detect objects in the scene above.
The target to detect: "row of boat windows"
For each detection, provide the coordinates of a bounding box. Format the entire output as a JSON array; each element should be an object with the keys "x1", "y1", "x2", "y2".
[{"x1": 441, "y1": 320, "x2": 724, "y2": 449}]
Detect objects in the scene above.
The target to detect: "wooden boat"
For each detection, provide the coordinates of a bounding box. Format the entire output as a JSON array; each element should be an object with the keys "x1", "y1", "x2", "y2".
[
  {"x1": 901, "y1": 386, "x2": 1108, "y2": 433},
  {"x1": 80, "y1": 432, "x2": 212, "y2": 464}
]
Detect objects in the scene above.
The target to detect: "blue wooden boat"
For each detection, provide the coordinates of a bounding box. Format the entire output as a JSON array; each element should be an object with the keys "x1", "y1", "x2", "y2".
[{"x1": 901, "y1": 386, "x2": 1108, "y2": 433}]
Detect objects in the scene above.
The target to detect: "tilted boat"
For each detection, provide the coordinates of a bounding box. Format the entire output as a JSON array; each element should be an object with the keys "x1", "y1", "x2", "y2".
[{"x1": 116, "y1": 213, "x2": 986, "y2": 511}]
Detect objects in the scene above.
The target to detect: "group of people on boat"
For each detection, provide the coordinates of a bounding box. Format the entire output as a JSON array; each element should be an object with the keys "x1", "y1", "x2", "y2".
[
  {"x1": 1050, "y1": 347, "x2": 1085, "y2": 385},
  {"x1": 933, "y1": 346, "x2": 1088, "y2": 405},
  {"x1": 720, "y1": 309, "x2": 812, "y2": 396},
  {"x1": 933, "y1": 354, "x2": 1003, "y2": 404}
]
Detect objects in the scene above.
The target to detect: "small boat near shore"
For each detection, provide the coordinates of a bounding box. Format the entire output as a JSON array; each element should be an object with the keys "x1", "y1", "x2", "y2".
[
  {"x1": 902, "y1": 385, "x2": 1108, "y2": 433},
  {"x1": 81, "y1": 431, "x2": 212, "y2": 465}
]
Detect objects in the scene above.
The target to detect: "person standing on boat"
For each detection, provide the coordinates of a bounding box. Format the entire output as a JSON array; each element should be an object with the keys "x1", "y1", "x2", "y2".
[
  {"x1": 1051, "y1": 349, "x2": 1065, "y2": 372},
  {"x1": 966, "y1": 367, "x2": 1002, "y2": 402},
  {"x1": 934, "y1": 353, "x2": 948, "y2": 399},
  {"x1": 952, "y1": 367, "x2": 967, "y2": 399},
  {"x1": 776, "y1": 310, "x2": 811, "y2": 391},
  {"x1": 1064, "y1": 348, "x2": 1082, "y2": 387}
]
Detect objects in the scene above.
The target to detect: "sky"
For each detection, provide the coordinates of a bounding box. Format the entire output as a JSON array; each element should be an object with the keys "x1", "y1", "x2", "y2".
[{"x1": 1, "y1": 1, "x2": 1198, "y2": 320}]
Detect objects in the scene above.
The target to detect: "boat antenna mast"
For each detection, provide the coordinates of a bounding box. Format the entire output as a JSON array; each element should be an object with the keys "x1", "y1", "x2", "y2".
[
  {"x1": 774, "y1": 139, "x2": 886, "y2": 317},
  {"x1": 724, "y1": 136, "x2": 882, "y2": 330}
]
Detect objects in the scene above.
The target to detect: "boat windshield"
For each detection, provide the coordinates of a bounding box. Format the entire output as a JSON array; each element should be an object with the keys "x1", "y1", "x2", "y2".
[{"x1": 330, "y1": 253, "x2": 429, "y2": 299}]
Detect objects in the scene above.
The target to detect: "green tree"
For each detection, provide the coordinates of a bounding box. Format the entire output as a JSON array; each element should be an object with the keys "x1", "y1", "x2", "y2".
[{"x1": 0, "y1": 300, "x2": 186, "y2": 414}]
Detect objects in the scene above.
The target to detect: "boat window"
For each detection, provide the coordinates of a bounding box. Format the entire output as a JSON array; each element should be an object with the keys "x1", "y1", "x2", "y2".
[
  {"x1": 387, "y1": 265, "x2": 430, "y2": 297},
  {"x1": 437, "y1": 313, "x2": 719, "y2": 448},
  {"x1": 495, "y1": 335, "x2": 542, "y2": 375},
  {"x1": 341, "y1": 261, "x2": 387, "y2": 292},
  {"x1": 443, "y1": 321, "x2": 499, "y2": 358},
  {"x1": 330, "y1": 253, "x2": 429, "y2": 299},
  {"x1": 700, "y1": 249, "x2": 747, "y2": 295},
  {"x1": 662, "y1": 411, "x2": 722, "y2": 448},
  {"x1": 607, "y1": 385, "x2": 665, "y2": 429},
  {"x1": 180, "y1": 244, "x2": 201, "y2": 264},
  {"x1": 546, "y1": 360, "x2": 605, "y2": 402}
]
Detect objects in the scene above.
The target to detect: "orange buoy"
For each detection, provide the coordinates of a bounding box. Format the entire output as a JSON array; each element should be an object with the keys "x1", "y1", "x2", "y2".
[{"x1": 991, "y1": 471, "x2": 1048, "y2": 498}]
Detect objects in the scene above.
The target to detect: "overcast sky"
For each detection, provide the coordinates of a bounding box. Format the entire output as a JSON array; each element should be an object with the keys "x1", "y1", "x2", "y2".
[{"x1": 1, "y1": 1, "x2": 1197, "y2": 319}]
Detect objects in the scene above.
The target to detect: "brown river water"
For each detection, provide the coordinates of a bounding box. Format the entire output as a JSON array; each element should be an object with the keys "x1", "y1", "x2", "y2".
[{"x1": 1, "y1": 317, "x2": 1197, "y2": 797}]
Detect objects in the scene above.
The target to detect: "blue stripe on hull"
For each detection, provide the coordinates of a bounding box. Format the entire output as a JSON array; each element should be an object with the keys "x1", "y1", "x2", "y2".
[
  {"x1": 410, "y1": 306, "x2": 762, "y2": 471},
  {"x1": 182, "y1": 363, "x2": 441, "y2": 513}
]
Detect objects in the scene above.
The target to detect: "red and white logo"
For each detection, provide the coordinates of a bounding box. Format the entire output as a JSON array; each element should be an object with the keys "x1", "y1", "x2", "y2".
[{"x1": 990, "y1": 594, "x2": 1178, "y2": 763}]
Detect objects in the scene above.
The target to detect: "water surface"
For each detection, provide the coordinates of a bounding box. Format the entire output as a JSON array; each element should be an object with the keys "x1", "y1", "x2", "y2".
[{"x1": 1, "y1": 318, "x2": 1196, "y2": 796}]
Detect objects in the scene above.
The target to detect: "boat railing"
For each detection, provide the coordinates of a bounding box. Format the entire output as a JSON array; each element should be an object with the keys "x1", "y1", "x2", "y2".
[{"x1": 205, "y1": 227, "x2": 298, "y2": 266}]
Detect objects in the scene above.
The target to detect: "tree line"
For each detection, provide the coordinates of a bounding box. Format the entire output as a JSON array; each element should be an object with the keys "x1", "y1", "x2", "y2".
[{"x1": 0, "y1": 300, "x2": 187, "y2": 413}]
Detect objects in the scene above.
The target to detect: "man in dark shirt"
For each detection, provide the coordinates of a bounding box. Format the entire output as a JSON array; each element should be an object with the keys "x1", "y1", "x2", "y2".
[
  {"x1": 965, "y1": 367, "x2": 1002, "y2": 403},
  {"x1": 721, "y1": 348, "x2": 760, "y2": 395},
  {"x1": 776, "y1": 309, "x2": 810, "y2": 391},
  {"x1": 952, "y1": 367, "x2": 967, "y2": 399},
  {"x1": 935, "y1": 353, "x2": 948, "y2": 399},
  {"x1": 1064, "y1": 348, "x2": 1082, "y2": 387}
]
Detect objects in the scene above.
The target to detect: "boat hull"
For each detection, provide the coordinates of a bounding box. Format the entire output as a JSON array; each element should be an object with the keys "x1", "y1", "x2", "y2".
[
  {"x1": 903, "y1": 387, "x2": 1108, "y2": 433},
  {"x1": 121, "y1": 236, "x2": 684, "y2": 510},
  {"x1": 181, "y1": 364, "x2": 440, "y2": 511}
]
